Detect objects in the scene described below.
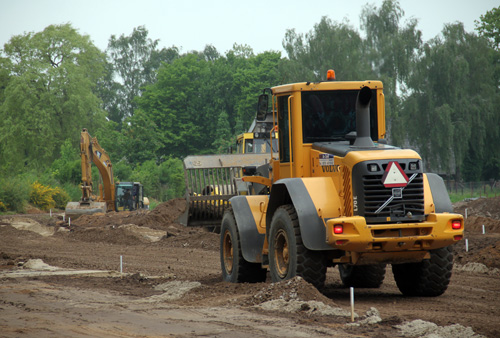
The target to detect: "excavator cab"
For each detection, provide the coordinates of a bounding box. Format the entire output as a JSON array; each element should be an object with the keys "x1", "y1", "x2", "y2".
[{"x1": 115, "y1": 182, "x2": 148, "y2": 211}]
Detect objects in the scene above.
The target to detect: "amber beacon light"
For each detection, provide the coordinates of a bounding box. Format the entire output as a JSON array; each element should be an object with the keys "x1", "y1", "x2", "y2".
[{"x1": 327, "y1": 69, "x2": 336, "y2": 81}]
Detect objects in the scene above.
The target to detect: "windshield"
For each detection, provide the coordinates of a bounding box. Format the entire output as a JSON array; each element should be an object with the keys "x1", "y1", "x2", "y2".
[
  {"x1": 244, "y1": 138, "x2": 278, "y2": 154},
  {"x1": 301, "y1": 89, "x2": 378, "y2": 143},
  {"x1": 116, "y1": 185, "x2": 133, "y2": 198}
]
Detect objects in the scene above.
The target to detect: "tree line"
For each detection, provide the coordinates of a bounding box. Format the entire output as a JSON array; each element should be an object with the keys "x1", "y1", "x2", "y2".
[{"x1": 0, "y1": 0, "x2": 498, "y2": 212}]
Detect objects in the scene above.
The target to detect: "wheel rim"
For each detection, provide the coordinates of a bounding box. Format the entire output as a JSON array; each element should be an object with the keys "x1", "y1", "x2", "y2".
[
  {"x1": 222, "y1": 230, "x2": 233, "y2": 274},
  {"x1": 274, "y1": 229, "x2": 289, "y2": 278}
]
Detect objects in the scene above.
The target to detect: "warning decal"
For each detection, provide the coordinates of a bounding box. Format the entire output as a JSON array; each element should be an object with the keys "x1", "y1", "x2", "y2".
[
  {"x1": 382, "y1": 161, "x2": 409, "y2": 188},
  {"x1": 319, "y1": 153, "x2": 334, "y2": 166}
]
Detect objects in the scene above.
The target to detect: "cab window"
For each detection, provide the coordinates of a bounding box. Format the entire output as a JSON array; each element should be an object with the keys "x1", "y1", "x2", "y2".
[
  {"x1": 277, "y1": 95, "x2": 291, "y2": 162},
  {"x1": 245, "y1": 139, "x2": 254, "y2": 153}
]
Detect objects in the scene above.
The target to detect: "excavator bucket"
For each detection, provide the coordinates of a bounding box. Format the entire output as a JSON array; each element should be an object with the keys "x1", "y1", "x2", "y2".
[
  {"x1": 178, "y1": 153, "x2": 271, "y2": 227},
  {"x1": 65, "y1": 201, "x2": 107, "y2": 220}
]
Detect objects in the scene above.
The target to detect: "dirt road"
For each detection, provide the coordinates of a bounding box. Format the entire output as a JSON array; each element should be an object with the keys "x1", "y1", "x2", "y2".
[{"x1": 1, "y1": 198, "x2": 499, "y2": 337}]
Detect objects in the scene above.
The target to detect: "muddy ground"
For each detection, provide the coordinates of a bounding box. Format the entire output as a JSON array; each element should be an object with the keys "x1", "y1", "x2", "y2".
[{"x1": 1, "y1": 197, "x2": 499, "y2": 337}]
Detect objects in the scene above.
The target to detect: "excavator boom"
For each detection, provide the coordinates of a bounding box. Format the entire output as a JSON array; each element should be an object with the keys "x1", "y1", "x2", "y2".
[{"x1": 65, "y1": 128, "x2": 115, "y2": 219}]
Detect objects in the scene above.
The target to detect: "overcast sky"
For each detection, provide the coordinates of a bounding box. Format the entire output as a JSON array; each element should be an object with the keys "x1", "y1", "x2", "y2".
[{"x1": 0, "y1": 0, "x2": 498, "y2": 55}]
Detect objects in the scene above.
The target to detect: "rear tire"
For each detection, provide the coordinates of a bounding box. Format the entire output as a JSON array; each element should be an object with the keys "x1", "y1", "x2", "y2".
[
  {"x1": 220, "y1": 209, "x2": 267, "y2": 283},
  {"x1": 392, "y1": 246, "x2": 453, "y2": 297},
  {"x1": 268, "y1": 205, "x2": 326, "y2": 289},
  {"x1": 338, "y1": 264, "x2": 386, "y2": 288}
]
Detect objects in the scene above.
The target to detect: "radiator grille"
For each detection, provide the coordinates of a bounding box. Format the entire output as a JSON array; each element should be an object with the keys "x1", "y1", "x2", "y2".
[
  {"x1": 360, "y1": 167, "x2": 425, "y2": 224},
  {"x1": 352, "y1": 159, "x2": 425, "y2": 224}
]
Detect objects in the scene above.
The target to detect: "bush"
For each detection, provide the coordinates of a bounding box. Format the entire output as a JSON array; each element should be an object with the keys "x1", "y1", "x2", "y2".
[
  {"x1": 29, "y1": 181, "x2": 73, "y2": 211},
  {"x1": 0, "y1": 176, "x2": 30, "y2": 213},
  {"x1": 62, "y1": 182, "x2": 82, "y2": 202},
  {"x1": 130, "y1": 157, "x2": 185, "y2": 202},
  {"x1": 30, "y1": 181, "x2": 56, "y2": 211},
  {"x1": 49, "y1": 140, "x2": 81, "y2": 185},
  {"x1": 52, "y1": 187, "x2": 70, "y2": 209}
]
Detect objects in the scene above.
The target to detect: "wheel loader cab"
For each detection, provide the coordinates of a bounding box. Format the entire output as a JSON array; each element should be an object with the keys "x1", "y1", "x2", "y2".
[
  {"x1": 236, "y1": 132, "x2": 278, "y2": 154},
  {"x1": 271, "y1": 81, "x2": 385, "y2": 181}
]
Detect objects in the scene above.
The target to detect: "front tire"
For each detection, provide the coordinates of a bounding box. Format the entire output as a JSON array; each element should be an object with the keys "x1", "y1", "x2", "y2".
[
  {"x1": 338, "y1": 264, "x2": 386, "y2": 288},
  {"x1": 392, "y1": 246, "x2": 453, "y2": 297},
  {"x1": 268, "y1": 205, "x2": 326, "y2": 289},
  {"x1": 220, "y1": 209, "x2": 267, "y2": 283}
]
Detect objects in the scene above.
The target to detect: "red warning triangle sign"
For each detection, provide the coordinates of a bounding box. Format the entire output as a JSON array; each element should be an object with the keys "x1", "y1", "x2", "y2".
[{"x1": 382, "y1": 161, "x2": 409, "y2": 188}]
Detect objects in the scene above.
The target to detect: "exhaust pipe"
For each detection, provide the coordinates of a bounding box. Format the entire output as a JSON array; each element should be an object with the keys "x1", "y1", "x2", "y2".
[{"x1": 353, "y1": 86, "x2": 375, "y2": 148}]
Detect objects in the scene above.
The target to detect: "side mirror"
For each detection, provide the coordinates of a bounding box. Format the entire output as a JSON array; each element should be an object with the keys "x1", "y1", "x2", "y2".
[
  {"x1": 242, "y1": 166, "x2": 257, "y2": 176},
  {"x1": 256, "y1": 94, "x2": 268, "y2": 121}
]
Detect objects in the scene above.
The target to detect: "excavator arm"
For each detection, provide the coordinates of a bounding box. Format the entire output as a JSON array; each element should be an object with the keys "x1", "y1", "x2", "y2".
[
  {"x1": 65, "y1": 128, "x2": 116, "y2": 218},
  {"x1": 79, "y1": 128, "x2": 115, "y2": 211}
]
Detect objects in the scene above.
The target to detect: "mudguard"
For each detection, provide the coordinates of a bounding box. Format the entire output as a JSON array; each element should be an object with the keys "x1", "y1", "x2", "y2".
[
  {"x1": 266, "y1": 177, "x2": 341, "y2": 251},
  {"x1": 229, "y1": 195, "x2": 267, "y2": 263},
  {"x1": 426, "y1": 173, "x2": 453, "y2": 213}
]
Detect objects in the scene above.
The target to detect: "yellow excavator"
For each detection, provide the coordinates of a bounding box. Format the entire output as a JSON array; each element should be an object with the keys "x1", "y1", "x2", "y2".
[{"x1": 65, "y1": 128, "x2": 148, "y2": 219}]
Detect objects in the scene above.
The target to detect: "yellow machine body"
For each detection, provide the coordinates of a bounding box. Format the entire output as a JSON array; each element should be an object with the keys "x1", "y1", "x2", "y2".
[{"x1": 234, "y1": 79, "x2": 463, "y2": 266}]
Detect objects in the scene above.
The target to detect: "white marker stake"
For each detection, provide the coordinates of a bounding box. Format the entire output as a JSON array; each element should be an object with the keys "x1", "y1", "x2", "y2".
[
  {"x1": 50, "y1": 209, "x2": 52, "y2": 217},
  {"x1": 465, "y1": 238, "x2": 469, "y2": 252},
  {"x1": 465, "y1": 208, "x2": 468, "y2": 219},
  {"x1": 482, "y1": 225, "x2": 485, "y2": 234},
  {"x1": 68, "y1": 217, "x2": 71, "y2": 226},
  {"x1": 120, "y1": 255, "x2": 123, "y2": 274},
  {"x1": 350, "y1": 287, "x2": 355, "y2": 322}
]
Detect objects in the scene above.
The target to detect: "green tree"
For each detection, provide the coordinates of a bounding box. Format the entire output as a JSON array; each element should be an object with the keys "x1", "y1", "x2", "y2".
[
  {"x1": 402, "y1": 23, "x2": 500, "y2": 179},
  {"x1": 103, "y1": 26, "x2": 179, "y2": 124},
  {"x1": 281, "y1": 16, "x2": 370, "y2": 83},
  {"x1": 0, "y1": 24, "x2": 107, "y2": 173},
  {"x1": 134, "y1": 53, "x2": 210, "y2": 158},
  {"x1": 360, "y1": 0, "x2": 422, "y2": 144},
  {"x1": 159, "y1": 157, "x2": 185, "y2": 200},
  {"x1": 475, "y1": 6, "x2": 500, "y2": 50},
  {"x1": 232, "y1": 50, "x2": 282, "y2": 132},
  {"x1": 121, "y1": 109, "x2": 162, "y2": 163},
  {"x1": 128, "y1": 46, "x2": 280, "y2": 161},
  {"x1": 49, "y1": 139, "x2": 81, "y2": 185},
  {"x1": 212, "y1": 110, "x2": 233, "y2": 153}
]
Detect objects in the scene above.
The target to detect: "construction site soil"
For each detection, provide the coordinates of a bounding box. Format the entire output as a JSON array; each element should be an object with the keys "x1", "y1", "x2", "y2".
[{"x1": 1, "y1": 197, "x2": 499, "y2": 337}]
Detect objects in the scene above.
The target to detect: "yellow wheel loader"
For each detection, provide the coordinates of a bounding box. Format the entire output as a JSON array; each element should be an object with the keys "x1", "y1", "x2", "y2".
[
  {"x1": 235, "y1": 106, "x2": 278, "y2": 155},
  {"x1": 179, "y1": 103, "x2": 278, "y2": 228},
  {"x1": 221, "y1": 72, "x2": 464, "y2": 297},
  {"x1": 65, "y1": 129, "x2": 149, "y2": 219}
]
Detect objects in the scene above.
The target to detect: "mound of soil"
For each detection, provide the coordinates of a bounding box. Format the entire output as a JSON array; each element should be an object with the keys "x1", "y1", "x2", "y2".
[
  {"x1": 243, "y1": 276, "x2": 336, "y2": 307},
  {"x1": 453, "y1": 196, "x2": 500, "y2": 220},
  {"x1": 452, "y1": 196, "x2": 500, "y2": 270},
  {"x1": 71, "y1": 198, "x2": 186, "y2": 230},
  {"x1": 62, "y1": 199, "x2": 219, "y2": 250}
]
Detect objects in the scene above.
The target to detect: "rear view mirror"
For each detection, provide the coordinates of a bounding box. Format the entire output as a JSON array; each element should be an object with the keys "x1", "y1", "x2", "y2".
[{"x1": 256, "y1": 94, "x2": 268, "y2": 121}]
